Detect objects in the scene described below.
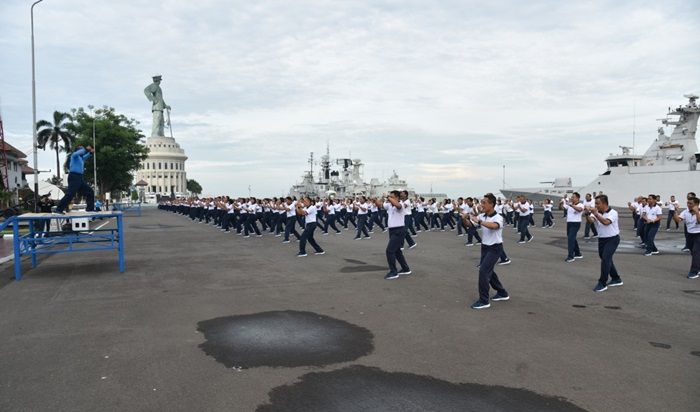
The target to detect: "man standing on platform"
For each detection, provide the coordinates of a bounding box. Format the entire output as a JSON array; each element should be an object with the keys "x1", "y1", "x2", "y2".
[{"x1": 54, "y1": 145, "x2": 95, "y2": 214}]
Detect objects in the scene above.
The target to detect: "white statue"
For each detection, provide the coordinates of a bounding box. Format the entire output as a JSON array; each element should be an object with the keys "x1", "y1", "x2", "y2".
[{"x1": 144, "y1": 75, "x2": 171, "y2": 137}]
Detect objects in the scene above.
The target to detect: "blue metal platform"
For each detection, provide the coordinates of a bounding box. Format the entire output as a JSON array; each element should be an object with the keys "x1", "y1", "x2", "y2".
[{"x1": 0, "y1": 211, "x2": 125, "y2": 280}]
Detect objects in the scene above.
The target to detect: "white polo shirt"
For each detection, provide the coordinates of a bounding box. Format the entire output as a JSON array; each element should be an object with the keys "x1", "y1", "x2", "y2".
[
  {"x1": 543, "y1": 203, "x2": 553, "y2": 212},
  {"x1": 517, "y1": 202, "x2": 530, "y2": 216},
  {"x1": 416, "y1": 202, "x2": 425, "y2": 213},
  {"x1": 646, "y1": 205, "x2": 662, "y2": 223},
  {"x1": 305, "y1": 205, "x2": 318, "y2": 224},
  {"x1": 666, "y1": 201, "x2": 679, "y2": 211},
  {"x1": 384, "y1": 201, "x2": 406, "y2": 228},
  {"x1": 478, "y1": 212, "x2": 504, "y2": 245},
  {"x1": 594, "y1": 208, "x2": 620, "y2": 238},
  {"x1": 564, "y1": 202, "x2": 584, "y2": 222},
  {"x1": 403, "y1": 200, "x2": 413, "y2": 215},
  {"x1": 356, "y1": 202, "x2": 368, "y2": 215},
  {"x1": 444, "y1": 203, "x2": 454, "y2": 213},
  {"x1": 679, "y1": 209, "x2": 700, "y2": 233}
]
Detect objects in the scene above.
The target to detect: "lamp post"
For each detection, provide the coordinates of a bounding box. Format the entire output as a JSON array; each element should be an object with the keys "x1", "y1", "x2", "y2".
[
  {"x1": 30, "y1": 0, "x2": 44, "y2": 212},
  {"x1": 88, "y1": 105, "x2": 99, "y2": 197}
]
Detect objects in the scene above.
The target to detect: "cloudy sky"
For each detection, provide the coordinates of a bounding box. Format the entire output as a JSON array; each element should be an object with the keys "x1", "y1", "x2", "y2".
[{"x1": 1, "y1": 0, "x2": 698, "y2": 197}]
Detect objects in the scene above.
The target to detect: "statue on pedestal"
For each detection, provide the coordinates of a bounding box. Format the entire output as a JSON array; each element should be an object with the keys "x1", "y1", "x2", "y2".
[{"x1": 144, "y1": 75, "x2": 171, "y2": 137}]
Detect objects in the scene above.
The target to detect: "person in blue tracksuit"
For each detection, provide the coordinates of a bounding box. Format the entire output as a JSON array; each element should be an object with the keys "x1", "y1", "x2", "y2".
[{"x1": 55, "y1": 146, "x2": 95, "y2": 214}]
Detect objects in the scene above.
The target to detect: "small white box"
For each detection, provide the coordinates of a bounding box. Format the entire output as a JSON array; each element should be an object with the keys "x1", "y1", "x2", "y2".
[{"x1": 72, "y1": 218, "x2": 90, "y2": 231}]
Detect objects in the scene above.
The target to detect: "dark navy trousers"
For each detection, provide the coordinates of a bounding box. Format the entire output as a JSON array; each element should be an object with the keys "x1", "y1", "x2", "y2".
[
  {"x1": 597, "y1": 235, "x2": 620, "y2": 284},
  {"x1": 478, "y1": 243, "x2": 507, "y2": 303}
]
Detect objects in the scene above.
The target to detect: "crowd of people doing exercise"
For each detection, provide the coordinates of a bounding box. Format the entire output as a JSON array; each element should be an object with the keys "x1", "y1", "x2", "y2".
[{"x1": 159, "y1": 190, "x2": 699, "y2": 310}]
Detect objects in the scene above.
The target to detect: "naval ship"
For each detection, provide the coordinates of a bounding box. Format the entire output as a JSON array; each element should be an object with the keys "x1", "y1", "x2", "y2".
[
  {"x1": 289, "y1": 147, "x2": 414, "y2": 199},
  {"x1": 501, "y1": 94, "x2": 700, "y2": 207}
]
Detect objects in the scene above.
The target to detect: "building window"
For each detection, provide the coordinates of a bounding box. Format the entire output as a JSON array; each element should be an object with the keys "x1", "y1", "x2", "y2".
[
  {"x1": 170, "y1": 163, "x2": 173, "y2": 169},
  {"x1": 158, "y1": 162, "x2": 162, "y2": 169},
  {"x1": 164, "y1": 163, "x2": 168, "y2": 170},
  {"x1": 146, "y1": 163, "x2": 149, "y2": 170}
]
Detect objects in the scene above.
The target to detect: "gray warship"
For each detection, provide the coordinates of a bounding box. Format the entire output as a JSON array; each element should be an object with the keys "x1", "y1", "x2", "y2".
[
  {"x1": 289, "y1": 147, "x2": 414, "y2": 199},
  {"x1": 501, "y1": 94, "x2": 700, "y2": 206}
]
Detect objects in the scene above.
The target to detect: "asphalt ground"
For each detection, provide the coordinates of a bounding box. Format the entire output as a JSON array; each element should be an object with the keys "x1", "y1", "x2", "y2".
[{"x1": 0, "y1": 208, "x2": 697, "y2": 411}]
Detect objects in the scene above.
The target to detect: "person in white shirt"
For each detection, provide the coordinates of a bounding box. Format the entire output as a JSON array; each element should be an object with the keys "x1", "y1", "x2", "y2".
[
  {"x1": 642, "y1": 194, "x2": 662, "y2": 256},
  {"x1": 353, "y1": 196, "x2": 372, "y2": 240},
  {"x1": 441, "y1": 199, "x2": 456, "y2": 230},
  {"x1": 401, "y1": 191, "x2": 418, "y2": 236},
  {"x1": 463, "y1": 198, "x2": 482, "y2": 246},
  {"x1": 582, "y1": 193, "x2": 598, "y2": 239},
  {"x1": 585, "y1": 194, "x2": 623, "y2": 292},
  {"x1": 682, "y1": 192, "x2": 697, "y2": 252},
  {"x1": 414, "y1": 197, "x2": 429, "y2": 231},
  {"x1": 344, "y1": 199, "x2": 357, "y2": 230},
  {"x1": 516, "y1": 196, "x2": 533, "y2": 243},
  {"x1": 672, "y1": 196, "x2": 700, "y2": 279},
  {"x1": 635, "y1": 197, "x2": 647, "y2": 240},
  {"x1": 561, "y1": 193, "x2": 584, "y2": 262},
  {"x1": 542, "y1": 198, "x2": 554, "y2": 228},
  {"x1": 456, "y1": 198, "x2": 468, "y2": 236},
  {"x1": 627, "y1": 197, "x2": 641, "y2": 231},
  {"x1": 281, "y1": 197, "x2": 301, "y2": 242},
  {"x1": 466, "y1": 193, "x2": 509, "y2": 310},
  {"x1": 322, "y1": 199, "x2": 342, "y2": 235},
  {"x1": 295, "y1": 196, "x2": 325, "y2": 257},
  {"x1": 380, "y1": 191, "x2": 411, "y2": 280},
  {"x1": 400, "y1": 192, "x2": 417, "y2": 249},
  {"x1": 665, "y1": 195, "x2": 680, "y2": 231},
  {"x1": 368, "y1": 198, "x2": 386, "y2": 233}
]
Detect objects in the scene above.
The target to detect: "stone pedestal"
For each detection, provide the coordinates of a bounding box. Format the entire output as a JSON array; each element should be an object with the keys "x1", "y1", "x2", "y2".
[{"x1": 136, "y1": 134, "x2": 188, "y2": 197}]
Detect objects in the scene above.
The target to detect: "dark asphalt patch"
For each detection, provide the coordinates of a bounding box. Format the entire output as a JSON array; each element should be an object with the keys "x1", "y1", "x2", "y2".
[
  {"x1": 196, "y1": 311, "x2": 374, "y2": 369},
  {"x1": 682, "y1": 290, "x2": 700, "y2": 295},
  {"x1": 691, "y1": 351, "x2": 700, "y2": 357},
  {"x1": 572, "y1": 305, "x2": 587, "y2": 308},
  {"x1": 256, "y1": 365, "x2": 587, "y2": 412},
  {"x1": 340, "y1": 265, "x2": 386, "y2": 273},
  {"x1": 604, "y1": 306, "x2": 621, "y2": 310},
  {"x1": 649, "y1": 342, "x2": 671, "y2": 349}
]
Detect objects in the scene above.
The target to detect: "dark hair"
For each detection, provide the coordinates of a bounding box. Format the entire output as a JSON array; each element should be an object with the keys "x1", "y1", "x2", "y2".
[
  {"x1": 595, "y1": 194, "x2": 609, "y2": 205},
  {"x1": 687, "y1": 192, "x2": 696, "y2": 198},
  {"x1": 689, "y1": 197, "x2": 699, "y2": 205},
  {"x1": 390, "y1": 190, "x2": 401, "y2": 197},
  {"x1": 572, "y1": 192, "x2": 580, "y2": 199},
  {"x1": 483, "y1": 193, "x2": 496, "y2": 206}
]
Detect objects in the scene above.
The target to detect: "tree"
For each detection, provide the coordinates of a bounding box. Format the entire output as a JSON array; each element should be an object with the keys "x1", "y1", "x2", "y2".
[
  {"x1": 187, "y1": 179, "x2": 202, "y2": 195},
  {"x1": 68, "y1": 106, "x2": 149, "y2": 197},
  {"x1": 36, "y1": 111, "x2": 76, "y2": 181}
]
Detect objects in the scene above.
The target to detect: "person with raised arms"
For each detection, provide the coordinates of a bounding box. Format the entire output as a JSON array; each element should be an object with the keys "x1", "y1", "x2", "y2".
[
  {"x1": 380, "y1": 191, "x2": 411, "y2": 280},
  {"x1": 467, "y1": 193, "x2": 510, "y2": 310},
  {"x1": 295, "y1": 196, "x2": 325, "y2": 257},
  {"x1": 585, "y1": 194, "x2": 623, "y2": 292}
]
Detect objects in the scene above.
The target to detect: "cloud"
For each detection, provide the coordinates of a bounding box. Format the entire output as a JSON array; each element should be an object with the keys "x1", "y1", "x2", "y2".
[{"x1": 1, "y1": 0, "x2": 698, "y2": 198}]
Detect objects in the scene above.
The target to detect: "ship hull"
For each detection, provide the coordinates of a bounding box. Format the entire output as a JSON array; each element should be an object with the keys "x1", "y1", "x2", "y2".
[
  {"x1": 499, "y1": 190, "x2": 572, "y2": 204},
  {"x1": 578, "y1": 168, "x2": 699, "y2": 208}
]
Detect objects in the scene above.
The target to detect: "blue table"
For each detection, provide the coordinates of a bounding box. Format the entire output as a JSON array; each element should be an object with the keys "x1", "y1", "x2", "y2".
[{"x1": 4, "y1": 211, "x2": 125, "y2": 280}]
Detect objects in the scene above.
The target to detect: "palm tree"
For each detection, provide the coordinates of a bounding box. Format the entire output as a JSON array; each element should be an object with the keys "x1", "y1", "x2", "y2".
[{"x1": 36, "y1": 111, "x2": 76, "y2": 181}]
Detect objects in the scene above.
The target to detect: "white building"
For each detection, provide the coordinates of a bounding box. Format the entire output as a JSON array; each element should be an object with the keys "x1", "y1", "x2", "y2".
[
  {"x1": 1, "y1": 141, "x2": 37, "y2": 204},
  {"x1": 136, "y1": 135, "x2": 188, "y2": 197}
]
